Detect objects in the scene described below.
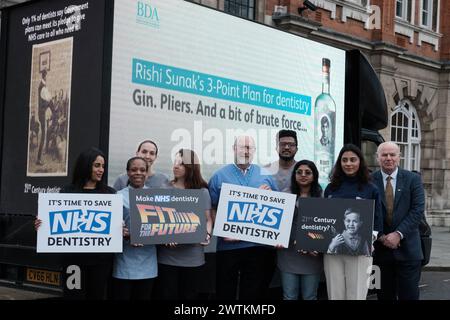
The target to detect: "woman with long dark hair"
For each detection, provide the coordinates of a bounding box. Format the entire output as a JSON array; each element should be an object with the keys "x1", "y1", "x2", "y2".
[
  {"x1": 156, "y1": 149, "x2": 213, "y2": 300},
  {"x1": 35, "y1": 147, "x2": 116, "y2": 299},
  {"x1": 323, "y1": 144, "x2": 382, "y2": 300},
  {"x1": 64, "y1": 147, "x2": 115, "y2": 193},
  {"x1": 277, "y1": 160, "x2": 323, "y2": 300}
]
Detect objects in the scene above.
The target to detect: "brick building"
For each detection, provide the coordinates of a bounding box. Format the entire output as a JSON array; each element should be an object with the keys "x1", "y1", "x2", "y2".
[{"x1": 2, "y1": 0, "x2": 449, "y2": 225}]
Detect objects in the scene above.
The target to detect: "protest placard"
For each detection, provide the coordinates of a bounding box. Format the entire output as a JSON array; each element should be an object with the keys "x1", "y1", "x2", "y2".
[
  {"x1": 213, "y1": 183, "x2": 296, "y2": 247},
  {"x1": 296, "y1": 198, "x2": 374, "y2": 255},
  {"x1": 129, "y1": 188, "x2": 208, "y2": 245},
  {"x1": 37, "y1": 193, "x2": 123, "y2": 252}
]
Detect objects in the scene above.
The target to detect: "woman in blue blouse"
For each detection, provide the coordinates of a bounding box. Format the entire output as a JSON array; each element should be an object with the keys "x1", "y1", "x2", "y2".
[
  {"x1": 323, "y1": 144, "x2": 382, "y2": 300},
  {"x1": 112, "y1": 156, "x2": 158, "y2": 300}
]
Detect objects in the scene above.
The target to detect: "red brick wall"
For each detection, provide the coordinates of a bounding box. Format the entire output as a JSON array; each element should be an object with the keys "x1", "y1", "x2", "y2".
[
  {"x1": 440, "y1": 0, "x2": 450, "y2": 60},
  {"x1": 272, "y1": 0, "x2": 444, "y2": 61}
]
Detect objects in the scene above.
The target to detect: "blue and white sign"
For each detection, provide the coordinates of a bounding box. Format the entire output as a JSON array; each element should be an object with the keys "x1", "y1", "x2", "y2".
[
  {"x1": 213, "y1": 183, "x2": 296, "y2": 247},
  {"x1": 37, "y1": 193, "x2": 123, "y2": 252}
]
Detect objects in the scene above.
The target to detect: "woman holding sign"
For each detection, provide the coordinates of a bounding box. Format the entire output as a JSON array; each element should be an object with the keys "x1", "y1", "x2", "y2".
[
  {"x1": 35, "y1": 147, "x2": 116, "y2": 300},
  {"x1": 112, "y1": 156, "x2": 158, "y2": 300},
  {"x1": 323, "y1": 144, "x2": 382, "y2": 300},
  {"x1": 277, "y1": 160, "x2": 324, "y2": 300},
  {"x1": 156, "y1": 149, "x2": 213, "y2": 300}
]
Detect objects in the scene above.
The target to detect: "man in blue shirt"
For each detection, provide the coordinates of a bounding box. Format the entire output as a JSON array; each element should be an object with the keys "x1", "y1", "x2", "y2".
[{"x1": 209, "y1": 135, "x2": 278, "y2": 300}]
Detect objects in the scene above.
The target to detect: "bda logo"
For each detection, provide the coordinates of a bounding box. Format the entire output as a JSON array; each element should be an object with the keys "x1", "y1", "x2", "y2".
[
  {"x1": 136, "y1": 1, "x2": 160, "y2": 28},
  {"x1": 49, "y1": 209, "x2": 111, "y2": 235}
]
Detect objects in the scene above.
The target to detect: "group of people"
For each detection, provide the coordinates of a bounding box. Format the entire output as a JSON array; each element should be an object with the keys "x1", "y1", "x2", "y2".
[
  {"x1": 35, "y1": 129, "x2": 425, "y2": 301},
  {"x1": 270, "y1": 131, "x2": 424, "y2": 301}
]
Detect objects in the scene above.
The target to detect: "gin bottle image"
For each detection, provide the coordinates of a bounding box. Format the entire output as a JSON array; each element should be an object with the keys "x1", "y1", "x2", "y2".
[{"x1": 314, "y1": 58, "x2": 336, "y2": 187}]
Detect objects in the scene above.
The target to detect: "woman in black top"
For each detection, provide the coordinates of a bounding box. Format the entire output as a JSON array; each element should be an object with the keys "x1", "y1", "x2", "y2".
[{"x1": 36, "y1": 147, "x2": 116, "y2": 299}]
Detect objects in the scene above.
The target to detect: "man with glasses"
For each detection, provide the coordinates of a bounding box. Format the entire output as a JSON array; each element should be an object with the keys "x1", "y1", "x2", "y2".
[
  {"x1": 265, "y1": 130, "x2": 298, "y2": 192},
  {"x1": 208, "y1": 135, "x2": 278, "y2": 300}
]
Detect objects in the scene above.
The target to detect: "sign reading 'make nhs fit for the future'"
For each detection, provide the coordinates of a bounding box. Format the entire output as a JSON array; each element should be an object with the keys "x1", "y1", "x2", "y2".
[
  {"x1": 213, "y1": 184, "x2": 296, "y2": 247},
  {"x1": 129, "y1": 188, "x2": 207, "y2": 245},
  {"x1": 37, "y1": 194, "x2": 123, "y2": 253}
]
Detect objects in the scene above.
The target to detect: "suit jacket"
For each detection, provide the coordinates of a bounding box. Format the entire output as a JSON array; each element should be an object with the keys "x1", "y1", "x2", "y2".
[{"x1": 372, "y1": 168, "x2": 425, "y2": 261}]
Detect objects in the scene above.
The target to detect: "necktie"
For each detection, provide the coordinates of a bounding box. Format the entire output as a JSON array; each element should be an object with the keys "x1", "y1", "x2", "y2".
[{"x1": 385, "y1": 176, "x2": 394, "y2": 226}]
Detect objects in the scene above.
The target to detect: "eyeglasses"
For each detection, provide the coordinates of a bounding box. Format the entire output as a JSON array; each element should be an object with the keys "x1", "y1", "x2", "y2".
[
  {"x1": 296, "y1": 170, "x2": 313, "y2": 176},
  {"x1": 279, "y1": 142, "x2": 297, "y2": 149},
  {"x1": 236, "y1": 146, "x2": 256, "y2": 151}
]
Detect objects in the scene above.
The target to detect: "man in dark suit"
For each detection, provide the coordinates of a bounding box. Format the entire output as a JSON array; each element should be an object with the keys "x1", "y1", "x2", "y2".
[{"x1": 372, "y1": 141, "x2": 425, "y2": 300}]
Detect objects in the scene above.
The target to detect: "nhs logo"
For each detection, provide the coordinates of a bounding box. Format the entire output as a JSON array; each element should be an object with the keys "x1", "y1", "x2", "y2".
[
  {"x1": 49, "y1": 210, "x2": 111, "y2": 235},
  {"x1": 154, "y1": 195, "x2": 170, "y2": 202},
  {"x1": 227, "y1": 201, "x2": 283, "y2": 229},
  {"x1": 136, "y1": 1, "x2": 160, "y2": 28}
]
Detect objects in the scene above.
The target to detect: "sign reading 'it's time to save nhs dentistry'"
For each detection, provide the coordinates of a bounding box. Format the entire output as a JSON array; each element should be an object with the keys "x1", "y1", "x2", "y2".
[
  {"x1": 213, "y1": 184, "x2": 296, "y2": 247},
  {"x1": 37, "y1": 194, "x2": 123, "y2": 253}
]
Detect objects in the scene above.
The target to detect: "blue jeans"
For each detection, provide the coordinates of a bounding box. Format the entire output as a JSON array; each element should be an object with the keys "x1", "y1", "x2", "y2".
[{"x1": 280, "y1": 271, "x2": 321, "y2": 300}]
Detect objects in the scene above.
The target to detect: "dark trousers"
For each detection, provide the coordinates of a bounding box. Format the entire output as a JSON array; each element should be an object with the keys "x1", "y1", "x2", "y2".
[
  {"x1": 112, "y1": 278, "x2": 154, "y2": 300},
  {"x1": 216, "y1": 246, "x2": 276, "y2": 300},
  {"x1": 376, "y1": 259, "x2": 422, "y2": 300},
  {"x1": 63, "y1": 263, "x2": 111, "y2": 300},
  {"x1": 37, "y1": 107, "x2": 46, "y2": 162},
  {"x1": 156, "y1": 263, "x2": 202, "y2": 300}
]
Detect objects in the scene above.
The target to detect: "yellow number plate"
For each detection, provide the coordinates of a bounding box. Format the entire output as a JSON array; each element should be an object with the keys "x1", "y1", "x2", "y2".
[{"x1": 26, "y1": 268, "x2": 61, "y2": 286}]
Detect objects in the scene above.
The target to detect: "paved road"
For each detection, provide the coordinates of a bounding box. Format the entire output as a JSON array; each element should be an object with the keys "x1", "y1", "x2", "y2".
[
  {"x1": 0, "y1": 285, "x2": 59, "y2": 300},
  {"x1": 367, "y1": 270, "x2": 450, "y2": 300},
  {"x1": 419, "y1": 271, "x2": 450, "y2": 300},
  {"x1": 1, "y1": 271, "x2": 449, "y2": 300}
]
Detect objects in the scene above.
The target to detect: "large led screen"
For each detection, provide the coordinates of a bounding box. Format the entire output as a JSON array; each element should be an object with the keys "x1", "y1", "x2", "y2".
[{"x1": 109, "y1": 0, "x2": 345, "y2": 185}]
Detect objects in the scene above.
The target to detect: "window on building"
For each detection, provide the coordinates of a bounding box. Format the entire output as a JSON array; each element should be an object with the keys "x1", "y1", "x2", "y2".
[
  {"x1": 390, "y1": 101, "x2": 421, "y2": 171},
  {"x1": 362, "y1": 140, "x2": 379, "y2": 173},
  {"x1": 345, "y1": 0, "x2": 369, "y2": 6},
  {"x1": 421, "y1": 0, "x2": 439, "y2": 30},
  {"x1": 224, "y1": 0, "x2": 255, "y2": 20},
  {"x1": 396, "y1": 0, "x2": 413, "y2": 22},
  {"x1": 421, "y1": 0, "x2": 431, "y2": 27}
]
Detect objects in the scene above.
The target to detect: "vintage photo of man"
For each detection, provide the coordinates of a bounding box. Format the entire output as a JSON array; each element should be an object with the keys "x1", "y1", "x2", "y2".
[
  {"x1": 27, "y1": 37, "x2": 73, "y2": 176},
  {"x1": 320, "y1": 115, "x2": 331, "y2": 147}
]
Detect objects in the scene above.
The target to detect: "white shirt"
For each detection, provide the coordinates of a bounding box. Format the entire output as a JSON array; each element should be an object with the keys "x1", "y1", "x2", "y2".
[
  {"x1": 234, "y1": 163, "x2": 252, "y2": 175},
  {"x1": 381, "y1": 167, "x2": 398, "y2": 198},
  {"x1": 40, "y1": 79, "x2": 52, "y2": 102},
  {"x1": 381, "y1": 167, "x2": 403, "y2": 239}
]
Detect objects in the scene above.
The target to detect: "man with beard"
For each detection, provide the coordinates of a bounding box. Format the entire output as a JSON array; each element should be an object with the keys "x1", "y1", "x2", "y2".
[
  {"x1": 208, "y1": 135, "x2": 278, "y2": 300},
  {"x1": 265, "y1": 130, "x2": 298, "y2": 192}
]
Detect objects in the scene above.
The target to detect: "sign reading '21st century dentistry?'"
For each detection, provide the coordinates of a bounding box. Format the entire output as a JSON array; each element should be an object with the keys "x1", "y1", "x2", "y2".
[
  {"x1": 296, "y1": 198, "x2": 374, "y2": 255},
  {"x1": 129, "y1": 188, "x2": 207, "y2": 245},
  {"x1": 213, "y1": 184, "x2": 296, "y2": 247},
  {"x1": 37, "y1": 194, "x2": 123, "y2": 253},
  {"x1": 108, "y1": 0, "x2": 345, "y2": 184}
]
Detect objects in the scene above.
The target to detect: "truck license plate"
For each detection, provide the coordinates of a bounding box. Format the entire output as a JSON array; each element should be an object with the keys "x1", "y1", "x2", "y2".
[{"x1": 26, "y1": 268, "x2": 61, "y2": 286}]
